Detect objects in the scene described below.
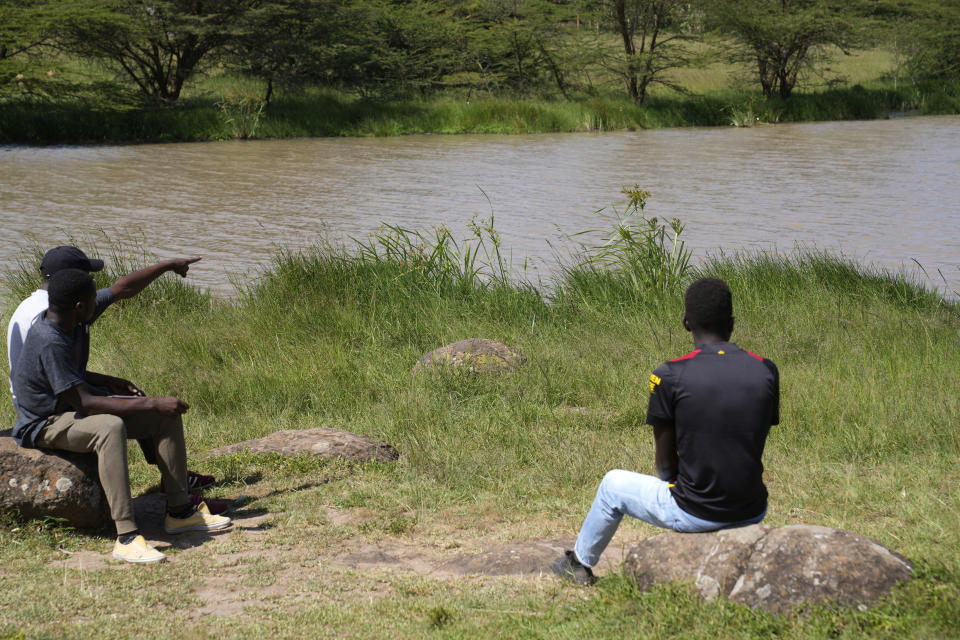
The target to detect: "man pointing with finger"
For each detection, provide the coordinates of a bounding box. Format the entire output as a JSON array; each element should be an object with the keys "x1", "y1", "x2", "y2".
[
  {"x1": 7, "y1": 246, "x2": 202, "y2": 407},
  {"x1": 12, "y1": 269, "x2": 229, "y2": 563},
  {"x1": 6, "y1": 246, "x2": 228, "y2": 514}
]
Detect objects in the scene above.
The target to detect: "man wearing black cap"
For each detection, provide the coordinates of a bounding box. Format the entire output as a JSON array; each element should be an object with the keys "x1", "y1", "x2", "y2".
[
  {"x1": 6, "y1": 246, "x2": 227, "y2": 514},
  {"x1": 12, "y1": 269, "x2": 230, "y2": 563}
]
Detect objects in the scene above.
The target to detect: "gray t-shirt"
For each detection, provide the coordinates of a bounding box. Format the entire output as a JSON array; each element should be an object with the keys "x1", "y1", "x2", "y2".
[
  {"x1": 7, "y1": 287, "x2": 115, "y2": 407},
  {"x1": 12, "y1": 317, "x2": 86, "y2": 448}
]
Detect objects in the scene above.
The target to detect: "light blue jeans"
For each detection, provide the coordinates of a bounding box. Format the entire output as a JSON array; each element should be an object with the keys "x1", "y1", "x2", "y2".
[{"x1": 573, "y1": 469, "x2": 767, "y2": 567}]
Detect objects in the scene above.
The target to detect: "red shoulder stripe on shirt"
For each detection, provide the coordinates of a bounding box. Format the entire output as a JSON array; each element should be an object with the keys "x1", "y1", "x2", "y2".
[
  {"x1": 670, "y1": 349, "x2": 701, "y2": 362},
  {"x1": 743, "y1": 349, "x2": 763, "y2": 361}
]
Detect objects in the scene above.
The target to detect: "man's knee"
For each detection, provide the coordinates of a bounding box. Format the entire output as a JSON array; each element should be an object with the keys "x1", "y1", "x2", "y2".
[
  {"x1": 128, "y1": 413, "x2": 184, "y2": 440},
  {"x1": 97, "y1": 415, "x2": 127, "y2": 443},
  {"x1": 600, "y1": 469, "x2": 633, "y2": 494},
  {"x1": 159, "y1": 415, "x2": 184, "y2": 438},
  {"x1": 76, "y1": 415, "x2": 128, "y2": 454}
]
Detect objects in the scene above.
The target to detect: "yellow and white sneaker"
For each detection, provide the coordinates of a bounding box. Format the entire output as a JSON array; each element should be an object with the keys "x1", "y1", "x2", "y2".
[
  {"x1": 112, "y1": 535, "x2": 167, "y2": 564},
  {"x1": 164, "y1": 502, "x2": 231, "y2": 534}
]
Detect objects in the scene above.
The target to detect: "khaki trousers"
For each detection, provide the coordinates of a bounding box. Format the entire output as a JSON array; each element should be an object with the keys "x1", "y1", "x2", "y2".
[{"x1": 36, "y1": 411, "x2": 190, "y2": 536}]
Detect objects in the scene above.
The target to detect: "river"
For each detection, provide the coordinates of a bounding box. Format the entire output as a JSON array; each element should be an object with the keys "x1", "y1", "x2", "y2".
[{"x1": 1, "y1": 116, "x2": 958, "y2": 297}]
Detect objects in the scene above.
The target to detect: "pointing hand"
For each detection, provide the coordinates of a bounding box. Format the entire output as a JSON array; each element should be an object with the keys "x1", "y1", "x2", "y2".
[{"x1": 170, "y1": 257, "x2": 202, "y2": 277}]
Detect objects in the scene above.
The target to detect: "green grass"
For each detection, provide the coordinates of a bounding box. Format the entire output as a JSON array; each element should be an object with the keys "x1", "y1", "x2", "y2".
[
  {"x1": 0, "y1": 217, "x2": 958, "y2": 638},
  {"x1": 3, "y1": 81, "x2": 955, "y2": 143},
  {"x1": 2, "y1": 44, "x2": 959, "y2": 143}
]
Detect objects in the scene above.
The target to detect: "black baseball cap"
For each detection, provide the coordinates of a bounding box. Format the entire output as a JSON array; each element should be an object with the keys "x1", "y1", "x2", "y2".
[{"x1": 39, "y1": 246, "x2": 105, "y2": 278}]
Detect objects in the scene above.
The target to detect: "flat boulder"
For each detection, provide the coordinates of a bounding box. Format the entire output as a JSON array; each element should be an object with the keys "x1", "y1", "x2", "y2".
[
  {"x1": 414, "y1": 338, "x2": 524, "y2": 373},
  {"x1": 205, "y1": 427, "x2": 398, "y2": 463},
  {"x1": 439, "y1": 541, "x2": 568, "y2": 576},
  {"x1": 624, "y1": 524, "x2": 912, "y2": 614},
  {"x1": 0, "y1": 434, "x2": 109, "y2": 528}
]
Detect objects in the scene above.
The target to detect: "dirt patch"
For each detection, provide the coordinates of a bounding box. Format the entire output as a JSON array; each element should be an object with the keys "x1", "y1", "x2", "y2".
[
  {"x1": 188, "y1": 558, "x2": 315, "y2": 621},
  {"x1": 176, "y1": 527, "x2": 646, "y2": 619},
  {"x1": 326, "y1": 536, "x2": 639, "y2": 577},
  {"x1": 328, "y1": 540, "x2": 442, "y2": 575},
  {"x1": 50, "y1": 492, "x2": 273, "y2": 572},
  {"x1": 47, "y1": 492, "x2": 647, "y2": 620}
]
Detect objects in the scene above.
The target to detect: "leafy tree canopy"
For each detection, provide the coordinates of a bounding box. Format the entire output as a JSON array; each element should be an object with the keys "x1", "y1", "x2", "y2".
[
  {"x1": 58, "y1": 0, "x2": 257, "y2": 104},
  {"x1": 705, "y1": 0, "x2": 870, "y2": 99}
]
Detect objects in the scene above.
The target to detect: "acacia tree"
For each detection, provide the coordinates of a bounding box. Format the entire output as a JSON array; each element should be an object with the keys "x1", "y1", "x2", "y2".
[
  {"x1": 707, "y1": 0, "x2": 863, "y2": 99},
  {"x1": 875, "y1": 0, "x2": 960, "y2": 83},
  {"x1": 438, "y1": 0, "x2": 588, "y2": 100},
  {"x1": 1, "y1": 1, "x2": 53, "y2": 64},
  {"x1": 585, "y1": 0, "x2": 701, "y2": 104},
  {"x1": 360, "y1": 0, "x2": 465, "y2": 96},
  {"x1": 240, "y1": 0, "x2": 466, "y2": 99},
  {"x1": 229, "y1": 0, "x2": 344, "y2": 103},
  {"x1": 58, "y1": 0, "x2": 255, "y2": 104}
]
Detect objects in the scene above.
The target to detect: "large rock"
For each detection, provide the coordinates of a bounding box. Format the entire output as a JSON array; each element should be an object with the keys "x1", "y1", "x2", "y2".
[
  {"x1": 624, "y1": 524, "x2": 912, "y2": 614},
  {"x1": 0, "y1": 434, "x2": 109, "y2": 528},
  {"x1": 414, "y1": 338, "x2": 524, "y2": 373},
  {"x1": 205, "y1": 427, "x2": 399, "y2": 463}
]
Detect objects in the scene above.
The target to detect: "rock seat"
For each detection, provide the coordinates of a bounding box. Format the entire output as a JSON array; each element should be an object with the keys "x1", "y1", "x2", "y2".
[
  {"x1": 0, "y1": 432, "x2": 109, "y2": 528},
  {"x1": 624, "y1": 524, "x2": 913, "y2": 614}
]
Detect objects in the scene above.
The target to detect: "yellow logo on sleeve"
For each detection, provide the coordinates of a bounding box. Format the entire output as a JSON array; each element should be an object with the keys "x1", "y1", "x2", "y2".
[{"x1": 648, "y1": 373, "x2": 661, "y2": 394}]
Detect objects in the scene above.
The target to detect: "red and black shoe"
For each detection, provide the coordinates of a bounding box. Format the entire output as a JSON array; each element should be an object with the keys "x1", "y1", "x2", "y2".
[
  {"x1": 161, "y1": 470, "x2": 216, "y2": 494},
  {"x1": 188, "y1": 471, "x2": 215, "y2": 491},
  {"x1": 190, "y1": 492, "x2": 230, "y2": 515}
]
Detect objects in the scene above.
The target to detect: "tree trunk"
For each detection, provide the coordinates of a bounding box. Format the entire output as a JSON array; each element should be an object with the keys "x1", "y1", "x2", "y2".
[
  {"x1": 513, "y1": 32, "x2": 525, "y2": 94},
  {"x1": 757, "y1": 56, "x2": 773, "y2": 99},
  {"x1": 539, "y1": 41, "x2": 571, "y2": 101},
  {"x1": 615, "y1": 0, "x2": 640, "y2": 103}
]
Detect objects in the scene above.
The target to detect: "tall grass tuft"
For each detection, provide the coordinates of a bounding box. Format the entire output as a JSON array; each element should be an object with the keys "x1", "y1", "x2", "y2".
[
  {"x1": 557, "y1": 187, "x2": 692, "y2": 308},
  {"x1": 353, "y1": 215, "x2": 515, "y2": 293}
]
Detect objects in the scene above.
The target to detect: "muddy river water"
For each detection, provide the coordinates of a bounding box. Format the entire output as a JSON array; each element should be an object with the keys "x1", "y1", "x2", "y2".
[{"x1": 1, "y1": 116, "x2": 958, "y2": 297}]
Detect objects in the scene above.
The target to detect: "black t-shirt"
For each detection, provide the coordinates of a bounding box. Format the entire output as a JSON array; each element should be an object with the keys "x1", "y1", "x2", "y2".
[{"x1": 646, "y1": 341, "x2": 779, "y2": 522}]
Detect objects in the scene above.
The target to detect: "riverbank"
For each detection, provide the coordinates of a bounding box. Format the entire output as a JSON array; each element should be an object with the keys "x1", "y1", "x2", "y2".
[
  {"x1": 1, "y1": 226, "x2": 958, "y2": 638},
  {"x1": 2, "y1": 80, "x2": 959, "y2": 144}
]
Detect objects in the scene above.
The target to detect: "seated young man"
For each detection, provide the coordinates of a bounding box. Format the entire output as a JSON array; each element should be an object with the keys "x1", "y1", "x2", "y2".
[
  {"x1": 12, "y1": 269, "x2": 230, "y2": 563},
  {"x1": 6, "y1": 245, "x2": 227, "y2": 514},
  {"x1": 554, "y1": 277, "x2": 780, "y2": 585}
]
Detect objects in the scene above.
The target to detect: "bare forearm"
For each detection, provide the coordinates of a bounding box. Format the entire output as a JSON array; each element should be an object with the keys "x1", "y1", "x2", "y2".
[
  {"x1": 60, "y1": 384, "x2": 190, "y2": 416},
  {"x1": 653, "y1": 424, "x2": 679, "y2": 481},
  {"x1": 655, "y1": 458, "x2": 678, "y2": 482},
  {"x1": 655, "y1": 442, "x2": 678, "y2": 480},
  {"x1": 84, "y1": 371, "x2": 144, "y2": 397},
  {"x1": 109, "y1": 257, "x2": 200, "y2": 299},
  {"x1": 80, "y1": 394, "x2": 160, "y2": 416},
  {"x1": 63, "y1": 384, "x2": 187, "y2": 416},
  {"x1": 109, "y1": 261, "x2": 175, "y2": 299}
]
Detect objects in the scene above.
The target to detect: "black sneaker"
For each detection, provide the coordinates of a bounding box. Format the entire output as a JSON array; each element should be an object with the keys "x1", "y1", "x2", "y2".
[{"x1": 552, "y1": 550, "x2": 596, "y2": 586}]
